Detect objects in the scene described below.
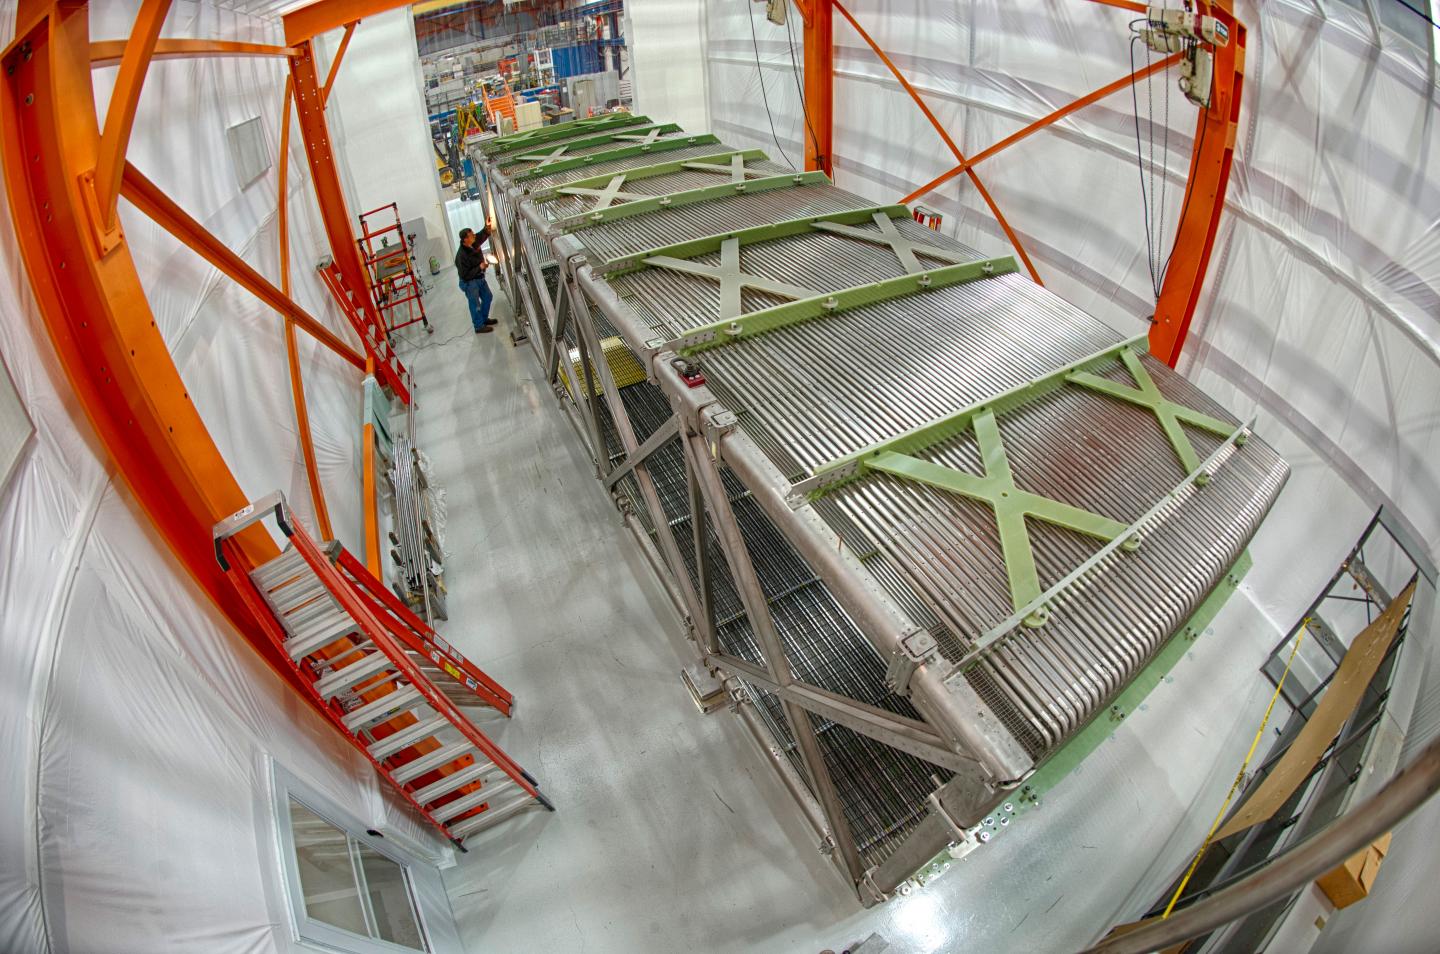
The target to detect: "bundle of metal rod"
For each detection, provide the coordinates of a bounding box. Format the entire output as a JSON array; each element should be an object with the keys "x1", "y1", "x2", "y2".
[
  {"x1": 472, "y1": 116, "x2": 1288, "y2": 904},
  {"x1": 389, "y1": 434, "x2": 446, "y2": 623}
]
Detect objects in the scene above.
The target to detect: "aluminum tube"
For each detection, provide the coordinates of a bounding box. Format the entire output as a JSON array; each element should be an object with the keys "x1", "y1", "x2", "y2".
[
  {"x1": 574, "y1": 262, "x2": 1034, "y2": 784},
  {"x1": 1081, "y1": 734, "x2": 1440, "y2": 954}
]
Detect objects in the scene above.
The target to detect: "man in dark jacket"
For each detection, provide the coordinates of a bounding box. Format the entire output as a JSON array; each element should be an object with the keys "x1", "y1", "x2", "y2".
[{"x1": 454, "y1": 226, "x2": 495, "y2": 334}]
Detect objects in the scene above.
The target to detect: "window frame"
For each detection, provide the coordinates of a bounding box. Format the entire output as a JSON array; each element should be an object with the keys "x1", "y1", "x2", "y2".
[{"x1": 271, "y1": 763, "x2": 444, "y2": 954}]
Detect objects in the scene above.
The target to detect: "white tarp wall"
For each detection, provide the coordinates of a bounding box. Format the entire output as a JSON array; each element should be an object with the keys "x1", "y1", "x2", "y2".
[
  {"x1": 321, "y1": 9, "x2": 451, "y2": 265},
  {"x1": 0, "y1": 3, "x2": 459, "y2": 952},
  {"x1": 697, "y1": 0, "x2": 1440, "y2": 947},
  {"x1": 626, "y1": 0, "x2": 712, "y2": 133}
]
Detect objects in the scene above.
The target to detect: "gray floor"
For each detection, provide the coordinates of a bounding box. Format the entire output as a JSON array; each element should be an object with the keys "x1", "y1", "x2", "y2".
[{"x1": 398, "y1": 272, "x2": 1284, "y2": 954}]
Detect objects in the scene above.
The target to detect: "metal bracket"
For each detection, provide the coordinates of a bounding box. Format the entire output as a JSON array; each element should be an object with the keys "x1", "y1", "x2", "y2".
[
  {"x1": 884, "y1": 629, "x2": 938, "y2": 696},
  {"x1": 701, "y1": 406, "x2": 738, "y2": 447}
]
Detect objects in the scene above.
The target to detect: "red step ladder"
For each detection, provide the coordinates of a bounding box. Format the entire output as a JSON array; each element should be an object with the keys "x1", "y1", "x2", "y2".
[
  {"x1": 317, "y1": 259, "x2": 412, "y2": 406},
  {"x1": 213, "y1": 492, "x2": 553, "y2": 847}
]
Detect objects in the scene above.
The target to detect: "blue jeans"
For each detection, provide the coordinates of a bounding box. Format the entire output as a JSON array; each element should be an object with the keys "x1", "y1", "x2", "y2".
[{"x1": 459, "y1": 273, "x2": 493, "y2": 330}]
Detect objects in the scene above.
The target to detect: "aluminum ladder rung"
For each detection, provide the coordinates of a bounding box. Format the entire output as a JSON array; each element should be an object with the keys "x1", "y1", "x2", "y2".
[
  {"x1": 368, "y1": 715, "x2": 449, "y2": 761},
  {"x1": 251, "y1": 549, "x2": 306, "y2": 586},
  {"x1": 315, "y1": 650, "x2": 395, "y2": 699},
  {"x1": 447, "y1": 789, "x2": 534, "y2": 839},
  {"x1": 286, "y1": 611, "x2": 358, "y2": 659},
  {"x1": 390, "y1": 739, "x2": 476, "y2": 784},
  {"x1": 342, "y1": 685, "x2": 423, "y2": 732},
  {"x1": 410, "y1": 759, "x2": 499, "y2": 803},
  {"x1": 433, "y1": 778, "x2": 518, "y2": 823},
  {"x1": 268, "y1": 576, "x2": 329, "y2": 615},
  {"x1": 278, "y1": 588, "x2": 341, "y2": 629}
]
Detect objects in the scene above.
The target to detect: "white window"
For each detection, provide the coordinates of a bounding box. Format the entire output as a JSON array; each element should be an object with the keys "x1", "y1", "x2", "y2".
[{"x1": 272, "y1": 765, "x2": 452, "y2": 954}]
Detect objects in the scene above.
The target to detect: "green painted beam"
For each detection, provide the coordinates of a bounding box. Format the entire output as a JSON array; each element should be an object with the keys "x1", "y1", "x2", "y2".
[
  {"x1": 512, "y1": 134, "x2": 722, "y2": 181},
  {"x1": 906, "y1": 550, "x2": 1252, "y2": 873},
  {"x1": 793, "y1": 335, "x2": 1149, "y2": 501},
  {"x1": 497, "y1": 123, "x2": 685, "y2": 168},
  {"x1": 602, "y1": 204, "x2": 910, "y2": 275},
  {"x1": 482, "y1": 113, "x2": 653, "y2": 155},
  {"x1": 532, "y1": 149, "x2": 768, "y2": 203},
  {"x1": 669, "y1": 254, "x2": 1017, "y2": 356},
  {"x1": 868, "y1": 410, "x2": 1128, "y2": 621},
  {"x1": 1068, "y1": 348, "x2": 1234, "y2": 472},
  {"x1": 557, "y1": 170, "x2": 831, "y2": 232}
]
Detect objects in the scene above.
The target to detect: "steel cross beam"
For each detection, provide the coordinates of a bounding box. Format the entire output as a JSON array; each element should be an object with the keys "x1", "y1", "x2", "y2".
[
  {"x1": 682, "y1": 430, "x2": 867, "y2": 886},
  {"x1": 90, "y1": 38, "x2": 298, "y2": 68},
  {"x1": 1068, "y1": 347, "x2": 1233, "y2": 472},
  {"x1": 868, "y1": 410, "x2": 1130, "y2": 624},
  {"x1": 512, "y1": 133, "x2": 721, "y2": 181}
]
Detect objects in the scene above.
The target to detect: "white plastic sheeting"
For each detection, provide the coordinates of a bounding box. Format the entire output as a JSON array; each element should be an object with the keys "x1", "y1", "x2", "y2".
[
  {"x1": 626, "y1": 0, "x2": 712, "y2": 133},
  {"x1": 0, "y1": 4, "x2": 459, "y2": 952},
  {"x1": 321, "y1": 9, "x2": 451, "y2": 266}
]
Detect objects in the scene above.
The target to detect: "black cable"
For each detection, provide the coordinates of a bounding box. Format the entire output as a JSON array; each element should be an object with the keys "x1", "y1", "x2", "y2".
[
  {"x1": 784, "y1": 3, "x2": 822, "y2": 170},
  {"x1": 1129, "y1": 34, "x2": 1162, "y2": 299},
  {"x1": 747, "y1": 0, "x2": 797, "y2": 169}
]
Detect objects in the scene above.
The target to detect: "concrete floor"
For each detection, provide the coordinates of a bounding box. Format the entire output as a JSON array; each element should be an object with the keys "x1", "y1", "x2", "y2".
[{"x1": 396, "y1": 273, "x2": 1285, "y2": 954}]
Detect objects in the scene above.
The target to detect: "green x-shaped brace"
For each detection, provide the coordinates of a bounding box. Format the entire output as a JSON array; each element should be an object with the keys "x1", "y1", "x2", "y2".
[
  {"x1": 1067, "y1": 348, "x2": 1233, "y2": 473},
  {"x1": 557, "y1": 174, "x2": 647, "y2": 211},
  {"x1": 644, "y1": 237, "x2": 820, "y2": 319},
  {"x1": 680, "y1": 153, "x2": 764, "y2": 183},
  {"x1": 866, "y1": 409, "x2": 1129, "y2": 626},
  {"x1": 519, "y1": 144, "x2": 570, "y2": 169},
  {"x1": 612, "y1": 128, "x2": 666, "y2": 146},
  {"x1": 812, "y1": 212, "x2": 980, "y2": 275}
]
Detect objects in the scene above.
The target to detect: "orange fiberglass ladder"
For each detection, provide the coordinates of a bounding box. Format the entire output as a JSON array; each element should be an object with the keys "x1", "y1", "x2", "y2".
[
  {"x1": 214, "y1": 492, "x2": 553, "y2": 846},
  {"x1": 317, "y1": 259, "x2": 412, "y2": 406}
]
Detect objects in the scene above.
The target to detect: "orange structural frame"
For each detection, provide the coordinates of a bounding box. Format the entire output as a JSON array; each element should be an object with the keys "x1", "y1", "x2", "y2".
[
  {"x1": 800, "y1": 0, "x2": 1244, "y2": 364},
  {"x1": 0, "y1": 0, "x2": 422, "y2": 704}
]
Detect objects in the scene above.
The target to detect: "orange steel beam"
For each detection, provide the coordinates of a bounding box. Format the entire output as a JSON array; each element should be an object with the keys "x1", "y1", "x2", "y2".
[
  {"x1": 1084, "y1": 0, "x2": 1149, "y2": 12},
  {"x1": 830, "y1": 0, "x2": 1043, "y2": 284},
  {"x1": 795, "y1": 0, "x2": 833, "y2": 175},
  {"x1": 362, "y1": 355, "x2": 381, "y2": 578},
  {"x1": 902, "y1": 53, "x2": 1182, "y2": 205},
  {"x1": 120, "y1": 162, "x2": 366, "y2": 371},
  {"x1": 278, "y1": 78, "x2": 334, "y2": 540},
  {"x1": 90, "y1": 38, "x2": 297, "y2": 68},
  {"x1": 287, "y1": 39, "x2": 393, "y2": 381},
  {"x1": 284, "y1": 0, "x2": 412, "y2": 45},
  {"x1": 88, "y1": 0, "x2": 171, "y2": 246},
  {"x1": 1149, "y1": 0, "x2": 1244, "y2": 366},
  {"x1": 1, "y1": 1, "x2": 306, "y2": 696},
  {"x1": 320, "y1": 20, "x2": 356, "y2": 105}
]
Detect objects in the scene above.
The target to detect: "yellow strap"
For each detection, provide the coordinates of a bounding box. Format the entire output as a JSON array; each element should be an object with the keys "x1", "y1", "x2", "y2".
[{"x1": 1162, "y1": 619, "x2": 1309, "y2": 918}]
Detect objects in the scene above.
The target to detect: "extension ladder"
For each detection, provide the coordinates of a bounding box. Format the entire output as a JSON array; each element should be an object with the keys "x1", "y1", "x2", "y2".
[
  {"x1": 317, "y1": 259, "x2": 412, "y2": 406},
  {"x1": 214, "y1": 493, "x2": 553, "y2": 846}
]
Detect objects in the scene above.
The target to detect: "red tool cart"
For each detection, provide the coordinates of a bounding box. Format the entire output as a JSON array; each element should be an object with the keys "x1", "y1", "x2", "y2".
[{"x1": 357, "y1": 203, "x2": 431, "y2": 335}]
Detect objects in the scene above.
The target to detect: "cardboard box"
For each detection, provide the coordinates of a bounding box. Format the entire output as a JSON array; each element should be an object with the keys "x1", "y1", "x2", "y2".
[{"x1": 1316, "y1": 832, "x2": 1390, "y2": 909}]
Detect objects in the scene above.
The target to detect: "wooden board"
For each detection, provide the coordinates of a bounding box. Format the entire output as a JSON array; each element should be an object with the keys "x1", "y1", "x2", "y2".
[{"x1": 1214, "y1": 580, "x2": 1416, "y2": 840}]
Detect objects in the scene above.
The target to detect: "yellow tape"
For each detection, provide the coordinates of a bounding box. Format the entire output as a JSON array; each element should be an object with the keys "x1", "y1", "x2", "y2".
[{"x1": 1162, "y1": 619, "x2": 1309, "y2": 919}]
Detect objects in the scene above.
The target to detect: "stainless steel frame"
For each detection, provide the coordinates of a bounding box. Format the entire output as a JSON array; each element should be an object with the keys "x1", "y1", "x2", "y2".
[{"x1": 472, "y1": 119, "x2": 1289, "y2": 904}]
